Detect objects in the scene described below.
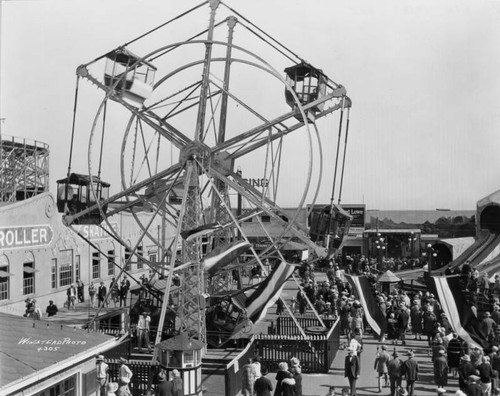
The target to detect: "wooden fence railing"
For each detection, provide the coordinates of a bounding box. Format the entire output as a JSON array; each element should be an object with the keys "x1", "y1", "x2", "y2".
[{"x1": 255, "y1": 316, "x2": 340, "y2": 374}]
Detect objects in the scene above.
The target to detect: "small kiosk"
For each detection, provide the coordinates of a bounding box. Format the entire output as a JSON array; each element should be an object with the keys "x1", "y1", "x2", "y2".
[{"x1": 156, "y1": 333, "x2": 205, "y2": 395}]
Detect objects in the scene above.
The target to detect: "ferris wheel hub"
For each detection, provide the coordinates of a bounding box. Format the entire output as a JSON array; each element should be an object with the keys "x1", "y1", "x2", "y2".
[{"x1": 179, "y1": 141, "x2": 211, "y2": 165}]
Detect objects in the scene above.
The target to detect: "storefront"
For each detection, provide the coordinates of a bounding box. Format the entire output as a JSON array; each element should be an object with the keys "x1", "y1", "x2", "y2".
[{"x1": 0, "y1": 192, "x2": 175, "y2": 315}]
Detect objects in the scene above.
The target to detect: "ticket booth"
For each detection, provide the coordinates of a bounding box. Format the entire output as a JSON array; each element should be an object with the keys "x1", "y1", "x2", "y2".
[{"x1": 156, "y1": 333, "x2": 205, "y2": 395}]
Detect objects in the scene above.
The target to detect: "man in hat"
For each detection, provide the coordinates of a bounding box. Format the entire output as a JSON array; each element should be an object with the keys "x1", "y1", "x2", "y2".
[
  {"x1": 157, "y1": 371, "x2": 173, "y2": 396},
  {"x1": 477, "y1": 355, "x2": 494, "y2": 396},
  {"x1": 481, "y1": 312, "x2": 497, "y2": 342},
  {"x1": 255, "y1": 365, "x2": 273, "y2": 396},
  {"x1": 402, "y1": 350, "x2": 419, "y2": 396},
  {"x1": 67, "y1": 283, "x2": 77, "y2": 309},
  {"x1": 96, "y1": 355, "x2": 109, "y2": 396},
  {"x1": 45, "y1": 300, "x2": 58, "y2": 317},
  {"x1": 119, "y1": 357, "x2": 133, "y2": 381},
  {"x1": 374, "y1": 345, "x2": 391, "y2": 392},
  {"x1": 344, "y1": 347, "x2": 360, "y2": 396},
  {"x1": 137, "y1": 311, "x2": 151, "y2": 353},
  {"x1": 98, "y1": 281, "x2": 107, "y2": 308},
  {"x1": 467, "y1": 375, "x2": 483, "y2": 396},
  {"x1": 388, "y1": 350, "x2": 403, "y2": 396},
  {"x1": 458, "y1": 355, "x2": 474, "y2": 392}
]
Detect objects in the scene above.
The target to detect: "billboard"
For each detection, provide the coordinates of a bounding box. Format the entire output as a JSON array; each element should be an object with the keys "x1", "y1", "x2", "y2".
[{"x1": 341, "y1": 204, "x2": 366, "y2": 234}]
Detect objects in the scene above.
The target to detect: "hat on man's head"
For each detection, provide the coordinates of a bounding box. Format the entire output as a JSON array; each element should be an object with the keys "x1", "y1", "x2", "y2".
[
  {"x1": 119, "y1": 357, "x2": 127, "y2": 364},
  {"x1": 407, "y1": 351, "x2": 414, "y2": 357},
  {"x1": 290, "y1": 357, "x2": 300, "y2": 367},
  {"x1": 493, "y1": 346, "x2": 499, "y2": 352},
  {"x1": 96, "y1": 355, "x2": 104, "y2": 361},
  {"x1": 158, "y1": 372, "x2": 167, "y2": 382},
  {"x1": 485, "y1": 312, "x2": 492, "y2": 317},
  {"x1": 172, "y1": 369, "x2": 180, "y2": 377}
]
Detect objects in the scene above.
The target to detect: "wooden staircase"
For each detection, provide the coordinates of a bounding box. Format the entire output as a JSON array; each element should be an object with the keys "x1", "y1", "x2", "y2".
[{"x1": 202, "y1": 348, "x2": 242, "y2": 375}]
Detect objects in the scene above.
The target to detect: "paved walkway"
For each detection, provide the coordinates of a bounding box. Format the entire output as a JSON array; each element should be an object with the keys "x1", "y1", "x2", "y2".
[{"x1": 203, "y1": 334, "x2": 460, "y2": 396}]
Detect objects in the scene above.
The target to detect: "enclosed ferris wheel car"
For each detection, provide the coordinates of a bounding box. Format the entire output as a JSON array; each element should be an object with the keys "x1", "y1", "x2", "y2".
[{"x1": 56, "y1": 173, "x2": 110, "y2": 225}]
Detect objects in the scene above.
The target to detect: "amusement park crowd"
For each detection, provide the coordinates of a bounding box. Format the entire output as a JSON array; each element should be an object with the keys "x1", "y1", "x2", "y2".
[{"x1": 285, "y1": 255, "x2": 500, "y2": 396}]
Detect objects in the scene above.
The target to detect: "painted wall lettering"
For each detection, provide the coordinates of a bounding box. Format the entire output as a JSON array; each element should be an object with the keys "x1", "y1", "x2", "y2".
[{"x1": 0, "y1": 225, "x2": 53, "y2": 250}]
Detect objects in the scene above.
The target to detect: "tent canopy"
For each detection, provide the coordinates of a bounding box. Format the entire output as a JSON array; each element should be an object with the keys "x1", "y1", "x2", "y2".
[{"x1": 378, "y1": 270, "x2": 401, "y2": 283}]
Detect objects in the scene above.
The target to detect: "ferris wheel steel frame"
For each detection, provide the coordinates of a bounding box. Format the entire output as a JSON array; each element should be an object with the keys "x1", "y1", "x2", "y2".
[{"x1": 63, "y1": 1, "x2": 351, "y2": 361}]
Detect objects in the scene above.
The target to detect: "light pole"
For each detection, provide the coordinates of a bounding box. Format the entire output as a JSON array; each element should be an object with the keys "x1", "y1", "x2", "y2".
[
  {"x1": 422, "y1": 243, "x2": 437, "y2": 277},
  {"x1": 408, "y1": 233, "x2": 416, "y2": 259},
  {"x1": 375, "y1": 233, "x2": 387, "y2": 272}
]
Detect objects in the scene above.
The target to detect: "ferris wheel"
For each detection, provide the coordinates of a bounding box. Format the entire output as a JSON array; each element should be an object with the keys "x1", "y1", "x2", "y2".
[{"x1": 58, "y1": 0, "x2": 351, "y2": 349}]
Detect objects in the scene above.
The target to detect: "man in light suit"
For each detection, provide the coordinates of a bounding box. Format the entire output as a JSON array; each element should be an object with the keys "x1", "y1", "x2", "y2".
[{"x1": 344, "y1": 347, "x2": 360, "y2": 396}]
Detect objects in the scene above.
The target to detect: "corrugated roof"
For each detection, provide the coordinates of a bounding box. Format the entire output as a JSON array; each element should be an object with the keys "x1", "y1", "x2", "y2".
[{"x1": 0, "y1": 312, "x2": 115, "y2": 389}]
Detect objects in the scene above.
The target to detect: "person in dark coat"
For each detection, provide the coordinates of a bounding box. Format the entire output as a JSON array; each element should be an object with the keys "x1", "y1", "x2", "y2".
[
  {"x1": 423, "y1": 307, "x2": 438, "y2": 346},
  {"x1": 255, "y1": 366, "x2": 273, "y2": 396},
  {"x1": 275, "y1": 362, "x2": 292, "y2": 396},
  {"x1": 344, "y1": 347, "x2": 360, "y2": 396},
  {"x1": 280, "y1": 371, "x2": 296, "y2": 396},
  {"x1": 98, "y1": 281, "x2": 107, "y2": 308},
  {"x1": 402, "y1": 350, "x2": 418, "y2": 396},
  {"x1": 45, "y1": 300, "x2": 58, "y2": 317},
  {"x1": 410, "y1": 301, "x2": 423, "y2": 340},
  {"x1": 467, "y1": 374, "x2": 485, "y2": 396},
  {"x1": 458, "y1": 355, "x2": 475, "y2": 392},
  {"x1": 157, "y1": 371, "x2": 173, "y2": 396},
  {"x1": 387, "y1": 312, "x2": 399, "y2": 345},
  {"x1": 447, "y1": 333, "x2": 462, "y2": 377},
  {"x1": 397, "y1": 307, "x2": 410, "y2": 345},
  {"x1": 388, "y1": 350, "x2": 403, "y2": 396},
  {"x1": 289, "y1": 357, "x2": 302, "y2": 396},
  {"x1": 477, "y1": 356, "x2": 494, "y2": 396},
  {"x1": 433, "y1": 350, "x2": 448, "y2": 387}
]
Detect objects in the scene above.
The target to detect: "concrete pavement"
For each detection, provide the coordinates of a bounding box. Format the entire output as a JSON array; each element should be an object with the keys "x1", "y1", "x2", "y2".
[{"x1": 202, "y1": 334, "x2": 461, "y2": 396}]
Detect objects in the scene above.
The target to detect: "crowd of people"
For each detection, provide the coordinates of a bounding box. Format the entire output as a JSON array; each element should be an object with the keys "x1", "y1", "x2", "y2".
[{"x1": 241, "y1": 356, "x2": 304, "y2": 396}]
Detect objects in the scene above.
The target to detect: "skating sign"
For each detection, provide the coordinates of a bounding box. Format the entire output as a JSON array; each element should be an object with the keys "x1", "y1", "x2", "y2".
[{"x1": 0, "y1": 225, "x2": 53, "y2": 250}]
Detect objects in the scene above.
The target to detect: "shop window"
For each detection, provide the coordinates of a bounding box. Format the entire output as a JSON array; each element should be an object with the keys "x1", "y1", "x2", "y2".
[
  {"x1": 108, "y1": 250, "x2": 115, "y2": 275},
  {"x1": 34, "y1": 374, "x2": 76, "y2": 396},
  {"x1": 51, "y1": 259, "x2": 57, "y2": 289},
  {"x1": 92, "y1": 251, "x2": 101, "y2": 279},
  {"x1": 261, "y1": 215, "x2": 271, "y2": 222},
  {"x1": 124, "y1": 247, "x2": 132, "y2": 271},
  {"x1": 137, "y1": 244, "x2": 144, "y2": 269},
  {"x1": 23, "y1": 253, "x2": 36, "y2": 295},
  {"x1": 0, "y1": 255, "x2": 11, "y2": 300},
  {"x1": 59, "y1": 250, "x2": 74, "y2": 287}
]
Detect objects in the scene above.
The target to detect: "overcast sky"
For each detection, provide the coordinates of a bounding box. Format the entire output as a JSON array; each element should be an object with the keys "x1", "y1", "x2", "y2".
[{"x1": 1, "y1": 0, "x2": 499, "y2": 211}]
